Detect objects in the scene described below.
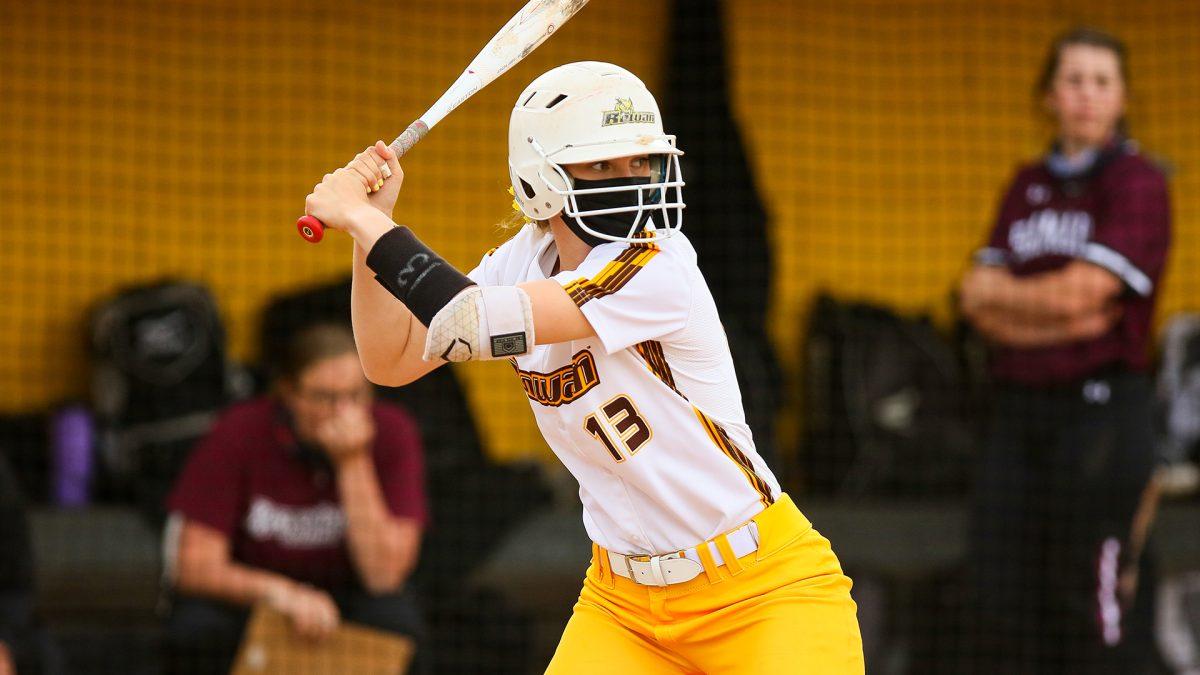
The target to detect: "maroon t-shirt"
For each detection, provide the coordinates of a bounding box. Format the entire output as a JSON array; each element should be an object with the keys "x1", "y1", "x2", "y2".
[
  {"x1": 975, "y1": 141, "x2": 1171, "y2": 386},
  {"x1": 167, "y1": 396, "x2": 428, "y2": 590}
]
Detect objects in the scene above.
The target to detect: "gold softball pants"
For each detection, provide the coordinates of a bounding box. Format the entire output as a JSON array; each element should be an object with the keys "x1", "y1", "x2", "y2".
[{"x1": 546, "y1": 493, "x2": 865, "y2": 674}]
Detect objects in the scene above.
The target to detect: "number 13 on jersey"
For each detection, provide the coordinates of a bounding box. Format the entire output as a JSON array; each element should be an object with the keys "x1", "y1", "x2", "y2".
[{"x1": 583, "y1": 394, "x2": 653, "y2": 462}]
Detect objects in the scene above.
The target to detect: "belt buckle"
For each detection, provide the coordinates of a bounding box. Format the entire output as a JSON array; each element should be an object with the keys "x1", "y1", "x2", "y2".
[
  {"x1": 627, "y1": 550, "x2": 687, "y2": 586},
  {"x1": 621, "y1": 554, "x2": 635, "y2": 580},
  {"x1": 629, "y1": 550, "x2": 684, "y2": 564}
]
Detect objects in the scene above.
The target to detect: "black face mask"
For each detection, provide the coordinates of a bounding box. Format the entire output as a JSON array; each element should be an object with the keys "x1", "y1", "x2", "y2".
[{"x1": 567, "y1": 176, "x2": 662, "y2": 247}]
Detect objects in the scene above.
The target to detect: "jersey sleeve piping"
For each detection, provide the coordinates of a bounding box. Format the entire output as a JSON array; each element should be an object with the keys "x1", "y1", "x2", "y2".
[
  {"x1": 973, "y1": 247, "x2": 1009, "y2": 267},
  {"x1": 1080, "y1": 243, "x2": 1154, "y2": 297}
]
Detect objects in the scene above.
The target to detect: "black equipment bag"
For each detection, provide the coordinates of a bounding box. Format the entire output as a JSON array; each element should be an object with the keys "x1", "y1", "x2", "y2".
[
  {"x1": 800, "y1": 293, "x2": 977, "y2": 498},
  {"x1": 89, "y1": 280, "x2": 246, "y2": 517},
  {"x1": 1159, "y1": 313, "x2": 1200, "y2": 466}
]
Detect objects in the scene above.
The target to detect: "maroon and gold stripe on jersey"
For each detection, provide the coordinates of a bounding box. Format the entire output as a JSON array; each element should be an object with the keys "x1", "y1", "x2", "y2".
[
  {"x1": 563, "y1": 240, "x2": 660, "y2": 308},
  {"x1": 633, "y1": 338, "x2": 774, "y2": 509},
  {"x1": 633, "y1": 340, "x2": 679, "y2": 394},
  {"x1": 695, "y1": 407, "x2": 775, "y2": 509}
]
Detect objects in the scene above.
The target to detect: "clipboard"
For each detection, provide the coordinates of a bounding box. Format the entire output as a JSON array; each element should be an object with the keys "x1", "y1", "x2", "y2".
[{"x1": 230, "y1": 604, "x2": 414, "y2": 675}]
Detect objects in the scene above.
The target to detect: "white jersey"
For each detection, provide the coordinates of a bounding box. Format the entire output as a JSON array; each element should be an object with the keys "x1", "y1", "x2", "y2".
[{"x1": 468, "y1": 225, "x2": 781, "y2": 556}]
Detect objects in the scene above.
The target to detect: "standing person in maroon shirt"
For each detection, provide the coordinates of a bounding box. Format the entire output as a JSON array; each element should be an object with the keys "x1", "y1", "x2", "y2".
[
  {"x1": 163, "y1": 324, "x2": 428, "y2": 674},
  {"x1": 959, "y1": 27, "x2": 1171, "y2": 673}
]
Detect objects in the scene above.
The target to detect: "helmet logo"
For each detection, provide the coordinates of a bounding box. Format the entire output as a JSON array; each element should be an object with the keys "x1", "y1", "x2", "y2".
[{"x1": 601, "y1": 98, "x2": 655, "y2": 127}]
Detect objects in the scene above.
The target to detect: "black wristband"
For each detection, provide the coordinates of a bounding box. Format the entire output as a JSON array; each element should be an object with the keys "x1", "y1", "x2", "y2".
[{"x1": 365, "y1": 226, "x2": 475, "y2": 327}]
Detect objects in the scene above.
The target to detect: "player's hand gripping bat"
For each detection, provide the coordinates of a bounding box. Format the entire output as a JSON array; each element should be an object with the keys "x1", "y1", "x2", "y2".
[{"x1": 297, "y1": 0, "x2": 590, "y2": 243}]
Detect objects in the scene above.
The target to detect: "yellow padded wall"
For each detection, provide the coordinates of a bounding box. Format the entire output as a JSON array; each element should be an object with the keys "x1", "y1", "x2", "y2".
[
  {"x1": 0, "y1": 0, "x2": 668, "y2": 461},
  {"x1": 2, "y1": 0, "x2": 1196, "y2": 463}
]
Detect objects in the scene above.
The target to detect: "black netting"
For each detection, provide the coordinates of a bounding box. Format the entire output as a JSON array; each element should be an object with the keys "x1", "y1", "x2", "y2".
[{"x1": 2, "y1": 1, "x2": 1198, "y2": 673}]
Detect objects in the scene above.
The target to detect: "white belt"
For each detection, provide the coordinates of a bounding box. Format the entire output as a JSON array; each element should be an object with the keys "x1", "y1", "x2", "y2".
[{"x1": 606, "y1": 521, "x2": 760, "y2": 587}]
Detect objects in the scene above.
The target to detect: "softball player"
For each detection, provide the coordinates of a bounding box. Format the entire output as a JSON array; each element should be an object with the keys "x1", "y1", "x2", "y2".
[
  {"x1": 960, "y1": 29, "x2": 1171, "y2": 672},
  {"x1": 305, "y1": 61, "x2": 864, "y2": 673}
]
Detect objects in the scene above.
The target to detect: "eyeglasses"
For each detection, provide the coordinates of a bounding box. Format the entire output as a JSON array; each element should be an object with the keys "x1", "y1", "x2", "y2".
[{"x1": 295, "y1": 387, "x2": 372, "y2": 408}]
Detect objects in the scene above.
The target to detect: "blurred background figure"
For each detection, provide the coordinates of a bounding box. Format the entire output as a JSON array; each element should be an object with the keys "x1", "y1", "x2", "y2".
[
  {"x1": 959, "y1": 27, "x2": 1171, "y2": 674},
  {"x1": 162, "y1": 324, "x2": 428, "y2": 674},
  {"x1": 0, "y1": 452, "x2": 63, "y2": 675}
]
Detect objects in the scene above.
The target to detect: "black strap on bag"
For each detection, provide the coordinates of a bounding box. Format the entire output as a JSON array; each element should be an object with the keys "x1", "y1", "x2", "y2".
[
  {"x1": 800, "y1": 293, "x2": 978, "y2": 498},
  {"x1": 89, "y1": 280, "x2": 247, "y2": 518}
]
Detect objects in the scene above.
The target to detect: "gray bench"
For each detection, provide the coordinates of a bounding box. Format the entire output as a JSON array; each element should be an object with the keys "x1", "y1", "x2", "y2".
[
  {"x1": 472, "y1": 500, "x2": 1200, "y2": 614},
  {"x1": 29, "y1": 508, "x2": 163, "y2": 674},
  {"x1": 26, "y1": 501, "x2": 1200, "y2": 672}
]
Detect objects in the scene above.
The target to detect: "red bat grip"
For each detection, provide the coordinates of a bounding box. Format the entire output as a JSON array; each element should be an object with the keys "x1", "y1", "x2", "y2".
[
  {"x1": 297, "y1": 121, "x2": 431, "y2": 243},
  {"x1": 297, "y1": 215, "x2": 325, "y2": 242}
]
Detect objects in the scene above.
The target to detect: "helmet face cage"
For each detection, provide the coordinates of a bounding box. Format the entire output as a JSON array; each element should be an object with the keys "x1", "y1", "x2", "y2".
[{"x1": 533, "y1": 137, "x2": 686, "y2": 244}]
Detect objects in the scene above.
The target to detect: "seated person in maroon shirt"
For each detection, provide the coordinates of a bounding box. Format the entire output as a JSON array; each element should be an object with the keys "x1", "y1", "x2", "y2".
[{"x1": 163, "y1": 323, "x2": 428, "y2": 674}]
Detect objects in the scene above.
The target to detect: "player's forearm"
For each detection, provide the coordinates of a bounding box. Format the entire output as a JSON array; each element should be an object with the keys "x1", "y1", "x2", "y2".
[
  {"x1": 0, "y1": 640, "x2": 13, "y2": 675},
  {"x1": 1009, "y1": 268, "x2": 1118, "y2": 320},
  {"x1": 970, "y1": 303, "x2": 1116, "y2": 347},
  {"x1": 964, "y1": 263, "x2": 1119, "y2": 322},
  {"x1": 968, "y1": 268, "x2": 1064, "y2": 322},
  {"x1": 335, "y1": 455, "x2": 415, "y2": 594},
  {"x1": 971, "y1": 306, "x2": 1072, "y2": 347},
  {"x1": 176, "y1": 552, "x2": 294, "y2": 608},
  {"x1": 351, "y1": 241, "x2": 419, "y2": 382},
  {"x1": 348, "y1": 209, "x2": 462, "y2": 384}
]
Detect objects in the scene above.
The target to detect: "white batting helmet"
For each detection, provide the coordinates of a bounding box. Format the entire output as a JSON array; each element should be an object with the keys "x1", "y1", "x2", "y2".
[{"x1": 508, "y1": 61, "x2": 685, "y2": 244}]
